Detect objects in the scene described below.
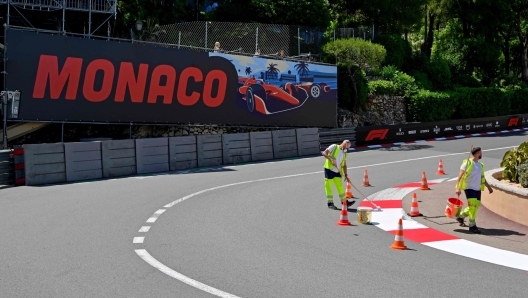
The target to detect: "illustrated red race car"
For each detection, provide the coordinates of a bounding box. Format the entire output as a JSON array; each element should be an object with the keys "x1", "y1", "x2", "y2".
[
  {"x1": 238, "y1": 78, "x2": 310, "y2": 115},
  {"x1": 293, "y1": 82, "x2": 331, "y2": 99}
]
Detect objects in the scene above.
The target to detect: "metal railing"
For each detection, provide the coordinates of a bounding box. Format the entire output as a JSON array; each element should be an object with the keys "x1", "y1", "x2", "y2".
[
  {"x1": 318, "y1": 127, "x2": 357, "y2": 151},
  {"x1": 0, "y1": 0, "x2": 116, "y2": 14},
  {"x1": 0, "y1": 149, "x2": 14, "y2": 187}
]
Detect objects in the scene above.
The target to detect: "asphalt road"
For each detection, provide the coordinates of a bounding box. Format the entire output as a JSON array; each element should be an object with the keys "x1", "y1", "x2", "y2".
[{"x1": 1, "y1": 132, "x2": 528, "y2": 297}]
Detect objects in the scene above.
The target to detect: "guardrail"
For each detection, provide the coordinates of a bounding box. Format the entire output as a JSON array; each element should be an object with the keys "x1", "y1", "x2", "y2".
[
  {"x1": 0, "y1": 149, "x2": 14, "y2": 186},
  {"x1": 318, "y1": 127, "x2": 356, "y2": 151}
]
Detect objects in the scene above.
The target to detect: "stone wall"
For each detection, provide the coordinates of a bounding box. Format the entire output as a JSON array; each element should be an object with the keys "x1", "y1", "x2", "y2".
[{"x1": 338, "y1": 94, "x2": 407, "y2": 127}]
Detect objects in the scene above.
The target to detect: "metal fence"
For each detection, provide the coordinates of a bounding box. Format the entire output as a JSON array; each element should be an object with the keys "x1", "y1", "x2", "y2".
[{"x1": 147, "y1": 22, "x2": 375, "y2": 62}]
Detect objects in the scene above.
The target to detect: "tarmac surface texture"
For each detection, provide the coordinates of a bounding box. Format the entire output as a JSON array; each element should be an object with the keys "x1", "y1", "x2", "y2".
[{"x1": 1, "y1": 132, "x2": 527, "y2": 297}]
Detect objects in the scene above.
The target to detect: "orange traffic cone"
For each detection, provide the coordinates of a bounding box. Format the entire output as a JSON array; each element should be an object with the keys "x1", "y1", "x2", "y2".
[
  {"x1": 420, "y1": 172, "x2": 430, "y2": 190},
  {"x1": 336, "y1": 199, "x2": 353, "y2": 226},
  {"x1": 362, "y1": 169, "x2": 371, "y2": 187},
  {"x1": 346, "y1": 180, "x2": 353, "y2": 198},
  {"x1": 436, "y1": 159, "x2": 446, "y2": 175},
  {"x1": 389, "y1": 218, "x2": 408, "y2": 250},
  {"x1": 408, "y1": 193, "x2": 423, "y2": 217}
]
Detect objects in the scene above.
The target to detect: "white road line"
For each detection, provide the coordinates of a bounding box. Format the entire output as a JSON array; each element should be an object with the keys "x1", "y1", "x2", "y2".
[
  {"x1": 154, "y1": 209, "x2": 166, "y2": 215},
  {"x1": 139, "y1": 226, "x2": 151, "y2": 232},
  {"x1": 133, "y1": 237, "x2": 145, "y2": 244},
  {"x1": 135, "y1": 249, "x2": 242, "y2": 298},
  {"x1": 423, "y1": 239, "x2": 528, "y2": 271},
  {"x1": 137, "y1": 144, "x2": 520, "y2": 296}
]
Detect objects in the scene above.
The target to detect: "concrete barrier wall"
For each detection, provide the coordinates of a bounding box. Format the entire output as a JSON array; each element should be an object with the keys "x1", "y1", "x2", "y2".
[
  {"x1": 272, "y1": 129, "x2": 298, "y2": 159},
  {"x1": 197, "y1": 135, "x2": 222, "y2": 167},
  {"x1": 222, "y1": 133, "x2": 251, "y2": 164},
  {"x1": 250, "y1": 131, "x2": 274, "y2": 161},
  {"x1": 102, "y1": 140, "x2": 137, "y2": 178},
  {"x1": 65, "y1": 142, "x2": 103, "y2": 182},
  {"x1": 136, "y1": 138, "x2": 169, "y2": 174},
  {"x1": 23, "y1": 143, "x2": 66, "y2": 186},
  {"x1": 296, "y1": 128, "x2": 320, "y2": 156},
  {"x1": 169, "y1": 136, "x2": 197, "y2": 170}
]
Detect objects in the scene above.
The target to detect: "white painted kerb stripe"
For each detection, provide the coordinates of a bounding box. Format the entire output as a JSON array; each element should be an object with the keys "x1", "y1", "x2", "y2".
[
  {"x1": 139, "y1": 226, "x2": 151, "y2": 232},
  {"x1": 135, "y1": 249, "x2": 241, "y2": 298},
  {"x1": 423, "y1": 239, "x2": 528, "y2": 271},
  {"x1": 133, "y1": 237, "x2": 145, "y2": 244}
]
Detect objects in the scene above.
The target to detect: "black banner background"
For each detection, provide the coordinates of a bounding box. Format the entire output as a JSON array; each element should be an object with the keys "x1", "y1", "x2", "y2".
[
  {"x1": 6, "y1": 29, "x2": 337, "y2": 127},
  {"x1": 356, "y1": 114, "x2": 528, "y2": 146}
]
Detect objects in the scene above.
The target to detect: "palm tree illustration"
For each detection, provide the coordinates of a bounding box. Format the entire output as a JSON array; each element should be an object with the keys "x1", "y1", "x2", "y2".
[
  {"x1": 245, "y1": 67, "x2": 252, "y2": 76},
  {"x1": 295, "y1": 61, "x2": 310, "y2": 78},
  {"x1": 266, "y1": 63, "x2": 280, "y2": 80}
]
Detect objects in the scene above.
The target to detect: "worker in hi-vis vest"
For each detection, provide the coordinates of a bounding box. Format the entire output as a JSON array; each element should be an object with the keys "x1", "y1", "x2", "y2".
[
  {"x1": 322, "y1": 140, "x2": 355, "y2": 210},
  {"x1": 455, "y1": 147, "x2": 493, "y2": 234}
]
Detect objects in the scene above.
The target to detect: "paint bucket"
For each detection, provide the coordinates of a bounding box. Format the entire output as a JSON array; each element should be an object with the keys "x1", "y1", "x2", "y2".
[
  {"x1": 445, "y1": 198, "x2": 464, "y2": 218},
  {"x1": 357, "y1": 207, "x2": 373, "y2": 224}
]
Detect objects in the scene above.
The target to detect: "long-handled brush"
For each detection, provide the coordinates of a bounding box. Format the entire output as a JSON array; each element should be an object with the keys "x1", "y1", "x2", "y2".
[{"x1": 349, "y1": 181, "x2": 382, "y2": 211}]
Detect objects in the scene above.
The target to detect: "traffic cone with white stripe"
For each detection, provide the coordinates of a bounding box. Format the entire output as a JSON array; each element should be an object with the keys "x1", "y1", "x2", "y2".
[
  {"x1": 389, "y1": 218, "x2": 408, "y2": 250},
  {"x1": 420, "y1": 172, "x2": 430, "y2": 190},
  {"x1": 362, "y1": 169, "x2": 371, "y2": 187},
  {"x1": 436, "y1": 159, "x2": 446, "y2": 175},
  {"x1": 345, "y1": 179, "x2": 353, "y2": 198},
  {"x1": 408, "y1": 193, "x2": 423, "y2": 217},
  {"x1": 336, "y1": 198, "x2": 353, "y2": 226}
]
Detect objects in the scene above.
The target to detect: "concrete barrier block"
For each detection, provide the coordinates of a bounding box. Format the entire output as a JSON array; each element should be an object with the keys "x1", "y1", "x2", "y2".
[
  {"x1": 136, "y1": 138, "x2": 169, "y2": 174},
  {"x1": 102, "y1": 139, "x2": 137, "y2": 178},
  {"x1": 23, "y1": 143, "x2": 66, "y2": 186},
  {"x1": 272, "y1": 130, "x2": 298, "y2": 159},
  {"x1": 296, "y1": 128, "x2": 321, "y2": 156},
  {"x1": 222, "y1": 133, "x2": 251, "y2": 164},
  {"x1": 250, "y1": 131, "x2": 273, "y2": 161},
  {"x1": 65, "y1": 142, "x2": 103, "y2": 182},
  {"x1": 169, "y1": 136, "x2": 197, "y2": 170},
  {"x1": 197, "y1": 135, "x2": 222, "y2": 167}
]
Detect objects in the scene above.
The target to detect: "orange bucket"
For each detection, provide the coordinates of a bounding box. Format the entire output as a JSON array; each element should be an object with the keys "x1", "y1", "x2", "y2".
[{"x1": 445, "y1": 198, "x2": 464, "y2": 218}]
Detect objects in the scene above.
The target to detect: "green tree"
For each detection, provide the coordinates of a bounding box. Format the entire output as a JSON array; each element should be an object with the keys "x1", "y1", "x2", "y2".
[
  {"x1": 323, "y1": 38, "x2": 386, "y2": 110},
  {"x1": 209, "y1": 0, "x2": 331, "y2": 28}
]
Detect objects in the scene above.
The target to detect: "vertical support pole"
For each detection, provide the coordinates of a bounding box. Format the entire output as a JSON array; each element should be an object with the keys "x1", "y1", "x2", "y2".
[
  {"x1": 7, "y1": 0, "x2": 10, "y2": 26},
  {"x1": 61, "y1": 122, "x2": 65, "y2": 143},
  {"x1": 297, "y1": 27, "x2": 300, "y2": 56},
  {"x1": 372, "y1": 24, "x2": 374, "y2": 41},
  {"x1": 107, "y1": 22, "x2": 110, "y2": 41},
  {"x1": 88, "y1": 0, "x2": 92, "y2": 38},
  {"x1": 424, "y1": 5, "x2": 428, "y2": 50},
  {"x1": 178, "y1": 31, "x2": 181, "y2": 49},
  {"x1": 364, "y1": 30, "x2": 366, "y2": 41},
  {"x1": 255, "y1": 27, "x2": 258, "y2": 53},
  {"x1": 129, "y1": 123, "x2": 132, "y2": 139},
  {"x1": 62, "y1": 0, "x2": 66, "y2": 34},
  {"x1": 205, "y1": 21, "x2": 208, "y2": 49},
  {"x1": 2, "y1": 23, "x2": 8, "y2": 149},
  {"x1": 333, "y1": 29, "x2": 335, "y2": 41}
]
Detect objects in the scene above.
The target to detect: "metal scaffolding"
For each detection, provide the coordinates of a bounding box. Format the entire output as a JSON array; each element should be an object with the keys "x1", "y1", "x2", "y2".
[{"x1": 0, "y1": 0, "x2": 117, "y2": 37}]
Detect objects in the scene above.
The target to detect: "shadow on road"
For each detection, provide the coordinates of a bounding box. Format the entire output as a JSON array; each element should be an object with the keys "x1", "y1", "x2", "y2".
[{"x1": 454, "y1": 228, "x2": 526, "y2": 237}]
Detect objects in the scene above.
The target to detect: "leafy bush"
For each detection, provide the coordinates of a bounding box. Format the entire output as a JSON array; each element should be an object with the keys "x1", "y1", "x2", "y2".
[
  {"x1": 454, "y1": 88, "x2": 511, "y2": 118},
  {"x1": 406, "y1": 51, "x2": 429, "y2": 73},
  {"x1": 500, "y1": 142, "x2": 528, "y2": 183},
  {"x1": 490, "y1": 74, "x2": 525, "y2": 90},
  {"x1": 408, "y1": 90, "x2": 456, "y2": 122},
  {"x1": 380, "y1": 65, "x2": 399, "y2": 80},
  {"x1": 426, "y1": 57, "x2": 452, "y2": 91},
  {"x1": 368, "y1": 80, "x2": 396, "y2": 95},
  {"x1": 338, "y1": 65, "x2": 368, "y2": 110},
  {"x1": 519, "y1": 163, "x2": 528, "y2": 188},
  {"x1": 510, "y1": 88, "x2": 528, "y2": 114},
  {"x1": 374, "y1": 34, "x2": 412, "y2": 70},
  {"x1": 409, "y1": 70, "x2": 434, "y2": 91},
  {"x1": 393, "y1": 72, "x2": 419, "y2": 98},
  {"x1": 452, "y1": 74, "x2": 484, "y2": 88}
]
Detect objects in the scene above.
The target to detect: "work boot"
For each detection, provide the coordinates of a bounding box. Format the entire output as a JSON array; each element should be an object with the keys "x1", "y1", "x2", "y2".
[
  {"x1": 456, "y1": 217, "x2": 465, "y2": 226},
  {"x1": 327, "y1": 202, "x2": 338, "y2": 210},
  {"x1": 343, "y1": 200, "x2": 355, "y2": 208},
  {"x1": 469, "y1": 226, "x2": 481, "y2": 234}
]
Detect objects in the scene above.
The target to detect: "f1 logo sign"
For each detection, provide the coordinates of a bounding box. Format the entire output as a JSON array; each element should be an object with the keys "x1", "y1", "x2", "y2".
[
  {"x1": 365, "y1": 129, "x2": 389, "y2": 141},
  {"x1": 508, "y1": 117, "x2": 519, "y2": 127}
]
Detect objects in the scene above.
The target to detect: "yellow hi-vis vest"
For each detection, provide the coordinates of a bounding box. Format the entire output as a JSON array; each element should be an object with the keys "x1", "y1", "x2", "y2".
[
  {"x1": 458, "y1": 159, "x2": 485, "y2": 191},
  {"x1": 324, "y1": 144, "x2": 347, "y2": 175}
]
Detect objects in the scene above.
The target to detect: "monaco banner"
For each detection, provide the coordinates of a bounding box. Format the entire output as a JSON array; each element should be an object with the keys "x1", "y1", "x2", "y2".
[{"x1": 6, "y1": 29, "x2": 338, "y2": 127}]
